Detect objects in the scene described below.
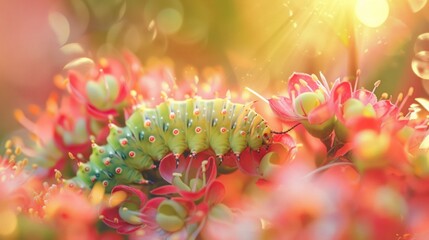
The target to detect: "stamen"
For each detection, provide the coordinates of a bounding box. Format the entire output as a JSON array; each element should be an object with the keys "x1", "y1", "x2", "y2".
[
  {"x1": 294, "y1": 83, "x2": 301, "y2": 92},
  {"x1": 319, "y1": 72, "x2": 331, "y2": 93},
  {"x1": 244, "y1": 87, "x2": 269, "y2": 104},
  {"x1": 299, "y1": 78, "x2": 313, "y2": 92},
  {"x1": 372, "y1": 80, "x2": 381, "y2": 93},
  {"x1": 68, "y1": 152, "x2": 76, "y2": 160},
  {"x1": 54, "y1": 169, "x2": 62, "y2": 183},
  {"x1": 398, "y1": 87, "x2": 414, "y2": 113},
  {"x1": 202, "y1": 160, "x2": 208, "y2": 186},
  {"x1": 354, "y1": 69, "x2": 361, "y2": 92}
]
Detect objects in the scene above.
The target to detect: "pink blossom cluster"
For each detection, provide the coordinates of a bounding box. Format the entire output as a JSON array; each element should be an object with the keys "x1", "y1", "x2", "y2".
[{"x1": 1, "y1": 53, "x2": 428, "y2": 239}]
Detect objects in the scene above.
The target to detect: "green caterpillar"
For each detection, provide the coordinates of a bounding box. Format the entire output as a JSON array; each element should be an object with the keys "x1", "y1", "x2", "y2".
[{"x1": 65, "y1": 97, "x2": 272, "y2": 191}]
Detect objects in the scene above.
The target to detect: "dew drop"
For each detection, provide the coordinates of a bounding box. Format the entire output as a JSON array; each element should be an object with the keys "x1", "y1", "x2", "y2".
[
  {"x1": 411, "y1": 51, "x2": 429, "y2": 80},
  {"x1": 414, "y1": 32, "x2": 429, "y2": 54}
]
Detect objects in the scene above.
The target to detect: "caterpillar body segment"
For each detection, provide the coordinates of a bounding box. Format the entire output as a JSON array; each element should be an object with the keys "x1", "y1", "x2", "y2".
[{"x1": 65, "y1": 98, "x2": 272, "y2": 192}]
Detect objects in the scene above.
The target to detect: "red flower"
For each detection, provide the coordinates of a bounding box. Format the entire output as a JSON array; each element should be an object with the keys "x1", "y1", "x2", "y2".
[
  {"x1": 102, "y1": 185, "x2": 164, "y2": 234},
  {"x1": 152, "y1": 152, "x2": 217, "y2": 201}
]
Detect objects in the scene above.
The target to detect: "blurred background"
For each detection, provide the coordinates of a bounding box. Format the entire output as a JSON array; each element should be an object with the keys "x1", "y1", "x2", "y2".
[{"x1": 0, "y1": 0, "x2": 428, "y2": 138}]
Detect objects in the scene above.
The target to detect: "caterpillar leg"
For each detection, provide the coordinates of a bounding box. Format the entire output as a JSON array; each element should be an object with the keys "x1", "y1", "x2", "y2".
[
  {"x1": 217, "y1": 155, "x2": 223, "y2": 166},
  {"x1": 174, "y1": 154, "x2": 180, "y2": 168}
]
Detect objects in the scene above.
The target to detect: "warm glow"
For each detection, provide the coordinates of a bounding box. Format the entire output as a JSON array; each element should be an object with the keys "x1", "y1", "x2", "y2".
[
  {"x1": 355, "y1": 0, "x2": 389, "y2": 28},
  {"x1": 0, "y1": 209, "x2": 17, "y2": 236}
]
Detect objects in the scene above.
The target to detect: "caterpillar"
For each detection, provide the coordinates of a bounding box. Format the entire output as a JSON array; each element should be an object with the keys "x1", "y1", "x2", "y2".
[{"x1": 65, "y1": 97, "x2": 273, "y2": 191}]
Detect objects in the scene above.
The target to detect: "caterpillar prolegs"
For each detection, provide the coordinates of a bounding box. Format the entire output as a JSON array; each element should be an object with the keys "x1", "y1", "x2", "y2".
[{"x1": 66, "y1": 97, "x2": 273, "y2": 191}]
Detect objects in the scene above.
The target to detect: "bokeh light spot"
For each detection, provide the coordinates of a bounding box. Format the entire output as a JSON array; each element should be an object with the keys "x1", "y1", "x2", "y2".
[
  {"x1": 407, "y1": 0, "x2": 427, "y2": 13},
  {"x1": 156, "y1": 8, "x2": 183, "y2": 35},
  {"x1": 63, "y1": 57, "x2": 95, "y2": 75},
  {"x1": 414, "y1": 32, "x2": 429, "y2": 54},
  {"x1": 412, "y1": 51, "x2": 429, "y2": 80},
  {"x1": 355, "y1": 0, "x2": 389, "y2": 28},
  {"x1": 48, "y1": 11, "x2": 70, "y2": 46},
  {"x1": 0, "y1": 209, "x2": 17, "y2": 236}
]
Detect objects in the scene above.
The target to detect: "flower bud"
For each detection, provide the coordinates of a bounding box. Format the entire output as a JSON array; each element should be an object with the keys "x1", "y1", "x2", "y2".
[
  {"x1": 293, "y1": 92, "x2": 323, "y2": 117},
  {"x1": 353, "y1": 130, "x2": 390, "y2": 170},
  {"x1": 301, "y1": 117, "x2": 335, "y2": 139},
  {"x1": 156, "y1": 200, "x2": 187, "y2": 232},
  {"x1": 259, "y1": 152, "x2": 282, "y2": 179},
  {"x1": 208, "y1": 204, "x2": 233, "y2": 222}
]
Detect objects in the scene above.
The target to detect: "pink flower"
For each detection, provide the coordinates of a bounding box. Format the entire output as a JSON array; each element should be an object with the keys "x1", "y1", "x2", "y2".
[
  {"x1": 332, "y1": 78, "x2": 408, "y2": 142},
  {"x1": 15, "y1": 95, "x2": 103, "y2": 176},
  {"x1": 269, "y1": 72, "x2": 337, "y2": 139},
  {"x1": 67, "y1": 56, "x2": 132, "y2": 119}
]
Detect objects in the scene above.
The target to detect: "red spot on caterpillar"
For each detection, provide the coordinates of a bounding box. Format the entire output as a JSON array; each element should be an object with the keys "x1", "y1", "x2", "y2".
[
  {"x1": 144, "y1": 119, "x2": 151, "y2": 127},
  {"x1": 115, "y1": 167, "x2": 122, "y2": 174},
  {"x1": 102, "y1": 180, "x2": 109, "y2": 187},
  {"x1": 220, "y1": 127, "x2": 227, "y2": 133},
  {"x1": 194, "y1": 109, "x2": 200, "y2": 115},
  {"x1": 129, "y1": 151, "x2": 136, "y2": 158},
  {"x1": 103, "y1": 158, "x2": 111, "y2": 166},
  {"x1": 120, "y1": 138, "x2": 128, "y2": 146},
  {"x1": 221, "y1": 109, "x2": 227, "y2": 115},
  {"x1": 149, "y1": 136, "x2": 156, "y2": 143},
  {"x1": 195, "y1": 126, "x2": 202, "y2": 134},
  {"x1": 169, "y1": 112, "x2": 176, "y2": 119},
  {"x1": 173, "y1": 128, "x2": 180, "y2": 135}
]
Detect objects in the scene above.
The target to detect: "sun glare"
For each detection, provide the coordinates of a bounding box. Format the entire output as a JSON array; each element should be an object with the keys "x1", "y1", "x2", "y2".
[{"x1": 355, "y1": 0, "x2": 389, "y2": 28}]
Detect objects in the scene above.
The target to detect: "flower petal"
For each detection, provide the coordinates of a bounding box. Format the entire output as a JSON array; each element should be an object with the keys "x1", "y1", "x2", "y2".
[
  {"x1": 151, "y1": 185, "x2": 178, "y2": 196},
  {"x1": 332, "y1": 81, "x2": 352, "y2": 104},
  {"x1": 288, "y1": 72, "x2": 319, "y2": 95},
  {"x1": 308, "y1": 102, "x2": 334, "y2": 125},
  {"x1": 205, "y1": 181, "x2": 226, "y2": 206}
]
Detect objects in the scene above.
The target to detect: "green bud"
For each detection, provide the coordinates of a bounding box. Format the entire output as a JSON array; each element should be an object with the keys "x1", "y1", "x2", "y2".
[
  {"x1": 259, "y1": 152, "x2": 282, "y2": 179},
  {"x1": 209, "y1": 204, "x2": 233, "y2": 222},
  {"x1": 189, "y1": 178, "x2": 203, "y2": 192},
  {"x1": 156, "y1": 200, "x2": 187, "y2": 232},
  {"x1": 293, "y1": 92, "x2": 323, "y2": 117},
  {"x1": 172, "y1": 174, "x2": 191, "y2": 191},
  {"x1": 104, "y1": 75, "x2": 120, "y2": 102},
  {"x1": 85, "y1": 81, "x2": 106, "y2": 109},
  {"x1": 334, "y1": 121, "x2": 349, "y2": 143},
  {"x1": 343, "y1": 98, "x2": 375, "y2": 120},
  {"x1": 301, "y1": 117, "x2": 336, "y2": 139}
]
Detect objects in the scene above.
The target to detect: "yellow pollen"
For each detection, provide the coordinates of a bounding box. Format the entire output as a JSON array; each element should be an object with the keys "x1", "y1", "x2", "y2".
[
  {"x1": 68, "y1": 152, "x2": 75, "y2": 160},
  {"x1": 4, "y1": 140, "x2": 12, "y2": 149},
  {"x1": 397, "y1": 93, "x2": 404, "y2": 102},
  {"x1": 294, "y1": 83, "x2": 301, "y2": 92},
  {"x1": 99, "y1": 58, "x2": 108, "y2": 67},
  {"x1": 299, "y1": 79, "x2": 309, "y2": 87},
  {"x1": 408, "y1": 87, "x2": 414, "y2": 96},
  {"x1": 374, "y1": 80, "x2": 381, "y2": 88},
  {"x1": 311, "y1": 74, "x2": 319, "y2": 82}
]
